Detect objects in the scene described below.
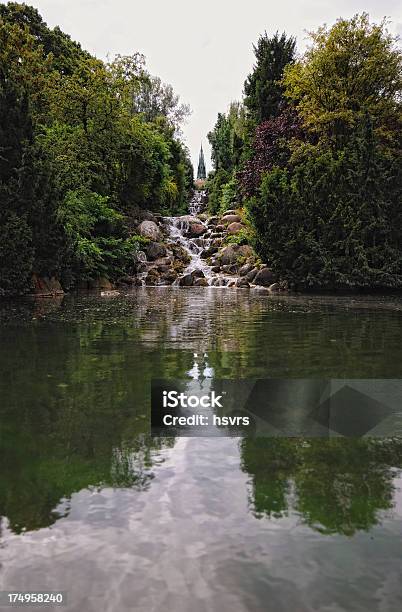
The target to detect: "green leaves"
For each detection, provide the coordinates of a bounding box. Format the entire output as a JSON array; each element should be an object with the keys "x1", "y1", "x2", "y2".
[
  {"x1": 284, "y1": 14, "x2": 402, "y2": 141},
  {"x1": 244, "y1": 31, "x2": 296, "y2": 123},
  {"x1": 58, "y1": 190, "x2": 137, "y2": 279},
  {"x1": 0, "y1": 6, "x2": 193, "y2": 294}
]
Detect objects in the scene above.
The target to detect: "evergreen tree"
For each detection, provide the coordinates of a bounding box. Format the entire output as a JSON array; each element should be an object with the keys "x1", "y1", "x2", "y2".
[{"x1": 244, "y1": 31, "x2": 296, "y2": 123}]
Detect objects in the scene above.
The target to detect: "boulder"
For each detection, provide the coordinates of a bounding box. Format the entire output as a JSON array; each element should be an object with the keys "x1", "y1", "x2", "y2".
[
  {"x1": 171, "y1": 244, "x2": 190, "y2": 263},
  {"x1": 239, "y1": 263, "x2": 254, "y2": 277},
  {"x1": 221, "y1": 214, "x2": 241, "y2": 225},
  {"x1": 194, "y1": 277, "x2": 209, "y2": 287},
  {"x1": 200, "y1": 246, "x2": 218, "y2": 259},
  {"x1": 187, "y1": 223, "x2": 206, "y2": 237},
  {"x1": 227, "y1": 222, "x2": 245, "y2": 234},
  {"x1": 211, "y1": 265, "x2": 221, "y2": 273},
  {"x1": 140, "y1": 210, "x2": 157, "y2": 223},
  {"x1": 138, "y1": 220, "x2": 162, "y2": 241},
  {"x1": 178, "y1": 273, "x2": 194, "y2": 287},
  {"x1": 254, "y1": 268, "x2": 275, "y2": 287},
  {"x1": 207, "y1": 216, "x2": 219, "y2": 225},
  {"x1": 238, "y1": 245, "x2": 254, "y2": 258},
  {"x1": 218, "y1": 244, "x2": 253, "y2": 266},
  {"x1": 145, "y1": 241, "x2": 167, "y2": 261},
  {"x1": 117, "y1": 276, "x2": 137, "y2": 285},
  {"x1": 32, "y1": 274, "x2": 65, "y2": 297},
  {"x1": 236, "y1": 277, "x2": 250, "y2": 288},
  {"x1": 219, "y1": 245, "x2": 241, "y2": 266},
  {"x1": 177, "y1": 215, "x2": 202, "y2": 225},
  {"x1": 221, "y1": 264, "x2": 239, "y2": 274},
  {"x1": 89, "y1": 276, "x2": 114, "y2": 290},
  {"x1": 245, "y1": 268, "x2": 258, "y2": 283},
  {"x1": 157, "y1": 264, "x2": 171, "y2": 273},
  {"x1": 191, "y1": 269, "x2": 205, "y2": 279},
  {"x1": 211, "y1": 277, "x2": 227, "y2": 287},
  {"x1": 145, "y1": 269, "x2": 160, "y2": 285},
  {"x1": 268, "y1": 283, "x2": 280, "y2": 293},
  {"x1": 160, "y1": 270, "x2": 178, "y2": 284}
]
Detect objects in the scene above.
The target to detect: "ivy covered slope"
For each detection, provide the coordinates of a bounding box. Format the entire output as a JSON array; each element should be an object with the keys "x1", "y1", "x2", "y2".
[
  {"x1": 207, "y1": 15, "x2": 402, "y2": 291},
  {"x1": 0, "y1": 3, "x2": 193, "y2": 296}
]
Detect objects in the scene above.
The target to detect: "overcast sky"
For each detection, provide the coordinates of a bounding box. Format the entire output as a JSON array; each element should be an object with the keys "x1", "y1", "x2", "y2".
[{"x1": 4, "y1": 0, "x2": 401, "y2": 172}]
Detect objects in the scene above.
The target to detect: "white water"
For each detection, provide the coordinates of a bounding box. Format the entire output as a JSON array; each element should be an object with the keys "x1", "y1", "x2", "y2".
[{"x1": 164, "y1": 191, "x2": 217, "y2": 284}]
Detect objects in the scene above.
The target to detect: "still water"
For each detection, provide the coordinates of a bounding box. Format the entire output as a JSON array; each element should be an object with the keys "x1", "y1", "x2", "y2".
[{"x1": 1, "y1": 288, "x2": 402, "y2": 611}]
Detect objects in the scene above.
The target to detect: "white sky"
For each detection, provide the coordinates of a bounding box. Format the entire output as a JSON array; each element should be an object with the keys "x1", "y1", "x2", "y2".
[{"x1": 3, "y1": 0, "x2": 401, "y2": 172}]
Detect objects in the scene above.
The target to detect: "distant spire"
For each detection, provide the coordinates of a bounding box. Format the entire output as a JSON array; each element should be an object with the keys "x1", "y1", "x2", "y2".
[{"x1": 197, "y1": 144, "x2": 206, "y2": 180}]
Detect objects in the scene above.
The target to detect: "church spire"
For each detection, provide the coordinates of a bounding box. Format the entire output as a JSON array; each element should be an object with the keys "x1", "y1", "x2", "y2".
[{"x1": 197, "y1": 144, "x2": 206, "y2": 180}]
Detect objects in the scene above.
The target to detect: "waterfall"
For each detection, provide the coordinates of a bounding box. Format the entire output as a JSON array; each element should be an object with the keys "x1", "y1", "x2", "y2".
[{"x1": 163, "y1": 191, "x2": 217, "y2": 284}]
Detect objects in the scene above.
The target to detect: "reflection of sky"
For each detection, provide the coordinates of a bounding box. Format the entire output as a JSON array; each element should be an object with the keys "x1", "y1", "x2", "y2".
[
  {"x1": 187, "y1": 352, "x2": 214, "y2": 380},
  {"x1": 390, "y1": 474, "x2": 402, "y2": 518}
]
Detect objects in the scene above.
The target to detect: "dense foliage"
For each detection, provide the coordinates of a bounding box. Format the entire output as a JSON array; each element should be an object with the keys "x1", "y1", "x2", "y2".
[
  {"x1": 0, "y1": 3, "x2": 193, "y2": 295},
  {"x1": 210, "y1": 14, "x2": 402, "y2": 290},
  {"x1": 206, "y1": 33, "x2": 295, "y2": 214},
  {"x1": 244, "y1": 31, "x2": 296, "y2": 124}
]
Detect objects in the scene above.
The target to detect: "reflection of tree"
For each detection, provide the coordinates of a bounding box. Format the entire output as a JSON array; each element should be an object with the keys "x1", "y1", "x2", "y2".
[
  {"x1": 241, "y1": 439, "x2": 299, "y2": 518},
  {"x1": 0, "y1": 304, "x2": 178, "y2": 534},
  {"x1": 1, "y1": 291, "x2": 402, "y2": 536},
  {"x1": 241, "y1": 438, "x2": 402, "y2": 535}
]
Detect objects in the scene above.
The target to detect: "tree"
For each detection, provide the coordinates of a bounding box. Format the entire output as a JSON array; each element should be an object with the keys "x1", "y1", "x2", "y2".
[
  {"x1": 0, "y1": 2, "x2": 89, "y2": 75},
  {"x1": 244, "y1": 31, "x2": 296, "y2": 123},
  {"x1": 283, "y1": 14, "x2": 402, "y2": 144},
  {"x1": 208, "y1": 112, "x2": 233, "y2": 172},
  {"x1": 245, "y1": 15, "x2": 402, "y2": 290},
  {"x1": 0, "y1": 4, "x2": 193, "y2": 295},
  {"x1": 238, "y1": 106, "x2": 303, "y2": 197},
  {"x1": 248, "y1": 120, "x2": 402, "y2": 289}
]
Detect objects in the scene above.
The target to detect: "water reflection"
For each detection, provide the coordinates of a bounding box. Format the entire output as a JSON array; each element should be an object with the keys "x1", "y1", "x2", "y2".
[
  {"x1": 241, "y1": 438, "x2": 402, "y2": 535},
  {"x1": 0, "y1": 290, "x2": 402, "y2": 536}
]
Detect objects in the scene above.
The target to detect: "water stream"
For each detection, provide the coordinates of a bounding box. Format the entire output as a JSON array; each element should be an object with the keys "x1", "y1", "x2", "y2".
[{"x1": 164, "y1": 190, "x2": 218, "y2": 283}]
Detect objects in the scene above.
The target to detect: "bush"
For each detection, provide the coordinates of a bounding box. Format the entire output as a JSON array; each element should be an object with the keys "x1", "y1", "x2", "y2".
[
  {"x1": 58, "y1": 190, "x2": 143, "y2": 280},
  {"x1": 224, "y1": 228, "x2": 250, "y2": 247},
  {"x1": 248, "y1": 131, "x2": 402, "y2": 290},
  {"x1": 205, "y1": 169, "x2": 231, "y2": 214}
]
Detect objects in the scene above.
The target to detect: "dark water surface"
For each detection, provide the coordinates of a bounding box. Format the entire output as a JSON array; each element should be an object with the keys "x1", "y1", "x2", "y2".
[{"x1": 1, "y1": 288, "x2": 402, "y2": 611}]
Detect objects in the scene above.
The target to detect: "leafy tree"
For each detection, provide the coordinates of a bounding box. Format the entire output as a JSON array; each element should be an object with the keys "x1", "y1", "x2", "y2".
[
  {"x1": 208, "y1": 112, "x2": 233, "y2": 172},
  {"x1": 0, "y1": 4, "x2": 193, "y2": 295},
  {"x1": 248, "y1": 119, "x2": 402, "y2": 289},
  {"x1": 283, "y1": 14, "x2": 402, "y2": 144},
  {"x1": 245, "y1": 14, "x2": 402, "y2": 290},
  {"x1": 244, "y1": 31, "x2": 296, "y2": 123},
  {"x1": 0, "y1": 2, "x2": 89, "y2": 75},
  {"x1": 238, "y1": 107, "x2": 303, "y2": 197},
  {"x1": 133, "y1": 74, "x2": 191, "y2": 134},
  {"x1": 58, "y1": 190, "x2": 142, "y2": 280},
  {"x1": 205, "y1": 168, "x2": 231, "y2": 214}
]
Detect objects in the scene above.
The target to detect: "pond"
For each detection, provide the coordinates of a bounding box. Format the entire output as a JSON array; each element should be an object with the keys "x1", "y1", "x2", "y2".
[{"x1": 0, "y1": 288, "x2": 402, "y2": 611}]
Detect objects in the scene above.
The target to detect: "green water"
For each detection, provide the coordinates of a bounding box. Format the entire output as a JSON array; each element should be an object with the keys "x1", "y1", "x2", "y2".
[{"x1": 0, "y1": 288, "x2": 402, "y2": 611}]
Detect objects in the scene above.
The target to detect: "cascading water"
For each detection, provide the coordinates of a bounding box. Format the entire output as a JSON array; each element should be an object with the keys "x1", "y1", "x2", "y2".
[{"x1": 164, "y1": 191, "x2": 218, "y2": 285}]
